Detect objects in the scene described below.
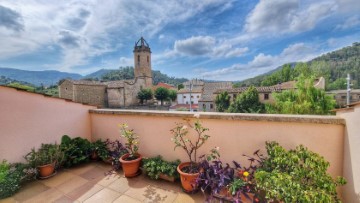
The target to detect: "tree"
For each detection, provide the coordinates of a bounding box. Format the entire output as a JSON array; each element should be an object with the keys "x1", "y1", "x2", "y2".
[
  {"x1": 266, "y1": 75, "x2": 336, "y2": 115},
  {"x1": 228, "y1": 86, "x2": 264, "y2": 113},
  {"x1": 177, "y1": 84, "x2": 184, "y2": 90},
  {"x1": 168, "y1": 89, "x2": 177, "y2": 102},
  {"x1": 137, "y1": 88, "x2": 153, "y2": 104},
  {"x1": 154, "y1": 87, "x2": 169, "y2": 106},
  {"x1": 215, "y1": 91, "x2": 230, "y2": 112}
]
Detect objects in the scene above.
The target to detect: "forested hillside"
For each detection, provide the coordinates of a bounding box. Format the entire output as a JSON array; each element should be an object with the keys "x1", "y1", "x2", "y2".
[
  {"x1": 98, "y1": 66, "x2": 188, "y2": 86},
  {"x1": 235, "y1": 42, "x2": 360, "y2": 90}
]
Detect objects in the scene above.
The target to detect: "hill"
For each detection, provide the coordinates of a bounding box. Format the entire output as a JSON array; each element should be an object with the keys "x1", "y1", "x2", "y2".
[
  {"x1": 83, "y1": 69, "x2": 114, "y2": 79},
  {"x1": 0, "y1": 67, "x2": 82, "y2": 86},
  {"x1": 234, "y1": 42, "x2": 360, "y2": 90},
  {"x1": 98, "y1": 66, "x2": 188, "y2": 86}
]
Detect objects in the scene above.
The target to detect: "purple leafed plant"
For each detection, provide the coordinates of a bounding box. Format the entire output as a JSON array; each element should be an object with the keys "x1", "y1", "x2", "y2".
[{"x1": 104, "y1": 139, "x2": 128, "y2": 174}]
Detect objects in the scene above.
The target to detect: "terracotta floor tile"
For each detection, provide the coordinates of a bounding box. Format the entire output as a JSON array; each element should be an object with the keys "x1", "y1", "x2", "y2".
[
  {"x1": 53, "y1": 195, "x2": 77, "y2": 203},
  {"x1": 55, "y1": 176, "x2": 89, "y2": 194},
  {"x1": 23, "y1": 188, "x2": 63, "y2": 203},
  {"x1": 113, "y1": 194, "x2": 142, "y2": 203},
  {"x1": 13, "y1": 181, "x2": 50, "y2": 202},
  {"x1": 83, "y1": 188, "x2": 121, "y2": 203},
  {"x1": 0, "y1": 197, "x2": 16, "y2": 203},
  {"x1": 124, "y1": 180, "x2": 178, "y2": 202},
  {"x1": 65, "y1": 163, "x2": 96, "y2": 175},
  {"x1": 79, "y1": 166, "x2": 107, "y2": 181},
  {"x1": 96, "y1": 172, "x2": 120, "y2": 187},
  {"x1": 66, "y1": 182, "x2": 103, "y2": 201},
  {"x1": 107, "y1": 177, "x2": 132, "y2": 193},
  {"x1": 173, "y1": 192, "x2": 205, "y2": 203},
  {"x1": 39, "y1": 171, "x2": 76, "y2": 188}
]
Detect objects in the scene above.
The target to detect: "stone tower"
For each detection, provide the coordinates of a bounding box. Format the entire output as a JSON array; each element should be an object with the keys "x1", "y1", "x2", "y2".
[{"x1": 133, "y1": 37, "x2": 152, "y2": 87}]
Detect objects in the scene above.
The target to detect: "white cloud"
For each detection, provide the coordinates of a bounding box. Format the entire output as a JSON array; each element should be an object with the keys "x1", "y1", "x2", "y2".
[
  {"x1": 0, "y1": 0, "x2": 233, "y2": 72},
  {"x1": 175, "y1": 36, "x2": 215, "y2": 56},
  {"x1": 173, "y1": 35, "x2": 248, "y2": 58},
  {"x1": 201, "y1": 43, "x2": 319, "y2": 80},
  {"x1": 244, "y1": 0, "x2": 336, "y2": 34},
  {"x1": 335, "y1": 15, "x2": 360, "y2": 30}
]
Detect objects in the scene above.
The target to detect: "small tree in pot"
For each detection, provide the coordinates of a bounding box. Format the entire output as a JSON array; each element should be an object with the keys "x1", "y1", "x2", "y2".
[
  {"x1": 118, "y1": 124, "x2": 142, "y2": 178},
  {"x1": 170, "y1": 118, "x2": 210, "y2": 192}
]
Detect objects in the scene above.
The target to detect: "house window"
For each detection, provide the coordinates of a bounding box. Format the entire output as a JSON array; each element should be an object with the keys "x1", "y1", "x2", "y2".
[
  {"x1": 203, "y1": 104, "x2": 206, "y2": 109},
  {"x1": 210, "y1": 104, "x2": 214, "y2": 109},
  {"x1": 186, "y1": 101, "x2": 188, "y2": 104},
  {"x1": 191, "y1": 101, "x2": 194, "y2": 104},
  {"x1": 183, "y1": 96, "x2": 186, "y2": 98},
  {"x1": 358, "y1": 95, "x2": 360, "y2": 99},
  {"x1": 197, "y1": 95, "x2": 199, "y2": 98},
  {"x1": 264, "y1": 93, "x2": 269, "y2": 100},
  {"x1": 65, "y1": 87, "x2": 68, "y2": 90},
  {"x1": 341, "y1": 96, "x2": 346, "y2": 99},
  {"x1": 191, "y1": 96, "x2": 194, "y2": 98}
]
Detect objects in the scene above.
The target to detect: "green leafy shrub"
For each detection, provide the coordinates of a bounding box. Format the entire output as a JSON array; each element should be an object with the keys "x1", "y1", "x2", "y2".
[
  {"x1": 90, "y1": 139, "x2": 108, "y2": 160},
  {"x1": 0, "y1": 160, "x2": 35, "y2": 199},
  {"x1": 142, "y1": 156, "x2": 180, "y2": 180},
  {"x1": 60, "y1": 135, "x2": 91, "y2": 167},
  {"x1": 255, "y1": 141, "x2": 346, "y2": 203},
  {"x1": 24, "y1": 143, "x2": 64, "y2": 168}
]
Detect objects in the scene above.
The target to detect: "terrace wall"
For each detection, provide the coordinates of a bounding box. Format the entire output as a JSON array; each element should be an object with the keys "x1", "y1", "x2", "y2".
[
  {"x1": 0, "y1": 86, "x2": 96, "y2": 162},
  {"x1": 337, "y1": 103, "x2": 360, "y2": 203},
  {"x1": 90, "y1": 110, "x2": 345, "y2": 181}
]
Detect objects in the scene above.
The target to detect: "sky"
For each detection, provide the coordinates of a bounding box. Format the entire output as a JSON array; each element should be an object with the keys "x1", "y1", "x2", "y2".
[{"x1": 0, "y1": 0, "x2": 359, "y2": 81}]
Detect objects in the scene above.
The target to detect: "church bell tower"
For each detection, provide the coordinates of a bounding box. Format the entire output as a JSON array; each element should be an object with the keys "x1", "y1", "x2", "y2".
[{"x1": 133, "y1": 37, "x2": 152, "y2": 87}]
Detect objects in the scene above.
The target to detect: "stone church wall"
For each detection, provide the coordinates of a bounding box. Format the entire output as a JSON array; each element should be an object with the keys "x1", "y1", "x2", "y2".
[
  {"x1": 59, "y1": 80, "x2": 74, "y2": 100},
  {"x1": 73, "y1": 84, "x2": 106, "y2": 107}
]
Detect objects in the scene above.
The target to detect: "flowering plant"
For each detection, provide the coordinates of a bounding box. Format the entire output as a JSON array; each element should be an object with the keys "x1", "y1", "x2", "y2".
[
  {"x1": 119, "y1": 124, "x2": 139, "y2": 159},
  {"x1": 170, "y1": 118, "x2": 210, "y2": 173}
]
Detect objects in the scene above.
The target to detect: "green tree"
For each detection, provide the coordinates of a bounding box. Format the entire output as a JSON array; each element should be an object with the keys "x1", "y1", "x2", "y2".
[
  {"x1": 168, "y1": 89, "x2": 177, "y2": 102},
  {"x1": 154, "y1": 87, "x2": 169, "y2": 106},
  {"x1": 137, "y1": 88, "x2": 153, "y2": 104},
  {"x1": 215, "y1": 91, "x2": 230, "y2": 112},
  {"x1": 177, "y1": 84, "x2": 184, "y2": 90},
  {"x1": 266, "y1": 75, "x2": 336, "y2": 115},
  {"x1": 228, "y1": 86, "x2": 264, "y2": 113}
]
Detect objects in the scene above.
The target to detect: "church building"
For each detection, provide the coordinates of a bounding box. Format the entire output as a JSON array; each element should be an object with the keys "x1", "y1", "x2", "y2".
[{"x1": 59, "y1": 37, "x2": 153, "y2": 108}]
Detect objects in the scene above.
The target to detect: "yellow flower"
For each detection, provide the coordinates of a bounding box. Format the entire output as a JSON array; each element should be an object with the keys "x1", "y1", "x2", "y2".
[{"x1": 243, "y1": 171, "x2": 249, "y2": 177}]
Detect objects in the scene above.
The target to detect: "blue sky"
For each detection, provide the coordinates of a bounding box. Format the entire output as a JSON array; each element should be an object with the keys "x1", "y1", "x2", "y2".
[{"x1": 0, "y1": 0, "x2": 359, "y2": 81}]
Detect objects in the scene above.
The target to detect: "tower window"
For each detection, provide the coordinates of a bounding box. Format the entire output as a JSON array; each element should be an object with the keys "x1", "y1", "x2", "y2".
[
  {"x1": 264, "y1": 93, "x2": 269, "y2": 100},
  {"x1": 147, "y1": 56, "x2": 149, "y2": 63},
  {"x1": 137, "y1": 55, "x2": 140, "y2": 64}
]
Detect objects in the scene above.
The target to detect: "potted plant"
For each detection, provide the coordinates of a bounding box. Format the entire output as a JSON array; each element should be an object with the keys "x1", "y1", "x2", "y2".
[
  {"x1": 196, "y1": 147, "x2": 259, "y2": 203},
  {"x1": 142, "y1": 156, "x2": 180, "y2": 182},
  {"x1": 255, "y1": 141, "x2": 347, "y2": 203},
  {"x1": 89, "y1": 139, "x2": 108, "y2": 160},
  {"x1": 118, "y1": 124, "x2": 142, "y2": 177},
  {"x1": 60, "y1": 135, "x2": 92, "y2": 167},
  {"x1": 24, "y1": 143, "x2": 63, "y2": 178},
  {"x1": 170, "y1": 118, "x2": 210, "y2": 192}
]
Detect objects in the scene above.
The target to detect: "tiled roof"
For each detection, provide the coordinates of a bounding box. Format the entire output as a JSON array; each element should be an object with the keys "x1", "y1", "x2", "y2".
[
  {"x1": 177, "y1": 87, "x2": 203, "y2": 93},
  {"x1": 327, "y1": 89, "x2": 360, "y2": 94},
  {"x1": 199, "y1": 82, "x2": 232, "y2": 102},
  {"x1": 214, "y1": 86, "x2": 281, "y2": 94},
  {"x1": 153, "y1": 82, "x2": 176, "y2": 90}
]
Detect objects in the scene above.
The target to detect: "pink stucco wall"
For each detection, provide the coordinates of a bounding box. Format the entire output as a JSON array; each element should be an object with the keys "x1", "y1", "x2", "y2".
[
  {"x1": 337, "y1": 103, "x2": 360, "y2": 203},
  {"x1": 0, "y1": 86, "x2": 96, "y2": 162},
  {"x1": 90, "y1": 110, "x2": 345, "y2": 180}
]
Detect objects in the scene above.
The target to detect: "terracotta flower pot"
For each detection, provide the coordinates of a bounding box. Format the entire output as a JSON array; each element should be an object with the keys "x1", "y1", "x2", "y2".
[
  {"x1": 37, "y1": 162, "x2": 55, "y2": 178},
  {"x1": 177, "y1": 162, "x2": 199, "y2": 192},
  {"x1": 119, "y1": 153, "x2": 142, "y2": 177}
]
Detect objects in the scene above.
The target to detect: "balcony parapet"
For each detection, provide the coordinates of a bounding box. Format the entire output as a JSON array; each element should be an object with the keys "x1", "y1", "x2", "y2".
[{"x1": 90, "y1": 109, "x2": 345, "y2": 125}]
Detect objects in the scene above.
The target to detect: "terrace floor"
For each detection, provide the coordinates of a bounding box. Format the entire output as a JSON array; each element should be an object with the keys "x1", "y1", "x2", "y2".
[{"x1": 0, "y1": 162, "x2": 206, "y2": 203}]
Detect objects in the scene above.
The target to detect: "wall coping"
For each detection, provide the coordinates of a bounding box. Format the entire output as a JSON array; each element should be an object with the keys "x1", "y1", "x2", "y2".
[{"x1": 90, "y1": 109, "x2": 345, "y2": 125}]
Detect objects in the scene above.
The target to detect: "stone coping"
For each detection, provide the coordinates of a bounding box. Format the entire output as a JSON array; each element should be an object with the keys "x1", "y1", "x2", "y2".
[{"x1": 90, "y1": 109, "x2": 345, "y2": 125}]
